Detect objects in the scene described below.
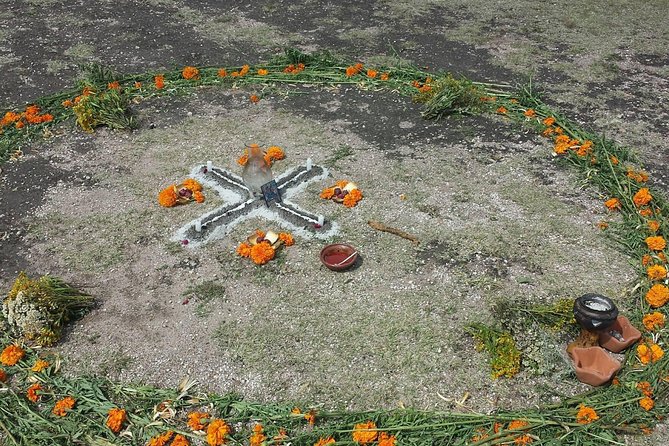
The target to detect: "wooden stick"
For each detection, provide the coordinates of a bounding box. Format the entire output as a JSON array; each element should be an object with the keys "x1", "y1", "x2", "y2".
[{"x1": 367, "y1": 220, "x2": 419, "y2": 245}]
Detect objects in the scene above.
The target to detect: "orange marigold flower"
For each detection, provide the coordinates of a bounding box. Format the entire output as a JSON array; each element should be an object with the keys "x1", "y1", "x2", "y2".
[
  {"x1": 380, "y1": 72, "x2": 389, "y2": 81},
  {"x1": 182, "y1": 66, "x2": 200, "y2": 80},
  {"x1": 647, "y1": 264, "x2": 667, "y2": 281},
  {"x1": 217, "y1": 68, "x2": 227, "y2": 77},
  {"x1": 279, "y1": 232, "x2": 294, "y2": 246},
  {"x1": 188, "y1": 411, "x2": 210, "y2": 431},
  {"x1": 250, "y1": 242, "x2": 275, "y2": 265},
  {"x1": 576, "y1": 140, "x2": 592, "y2": 157},
  {"x1": 27, "y1": 383, "x2": 42, "y2": 402},
  {"x1": 638, "y1": 341, "x2": 665, "y2": 364},
  {"x1": 642, "y1": 254, "x2": 653, "y2": 266},
  {"x1": 542, "y1": 116, "x2": 556, "y2": 126},
  {"x1": 646, "y1": 284, "x2": 669, "y2": 307},
  {"x1": 523, "y1": 109, "x2": 536, "y2": 118},
  {"x1": 604, "y1": 198, "x2": 621, "y2": 211},
  {"x1": 366, "y1": 69, "x2": 377, "y2": 78},
  {"x1": 171, "y1": 434, "x2": 190, "y2": 446},
  {"x1": 15, "y1": 120, "x2": 25, "y2": 129},
  {"x1": 206, "y1": 419, "x2": 231, "y2": 446},
  {"x1": 265, "y1": 146, "x2": 285, "y2": 162},
  {"x1": 52, "y1": 396, "x2": 76, "y2": 416},
  {"x1": 257, "y1": 68, "x2": 269, "y2": 76},
  {"x1": 250, "y1": 94, "x2": 260, "y2": 103},
  {"x1": 0, "y1": 368, "x2": 6, "y2": 382},
  {"x1": 108, "y1": 81, "x2": 120, "y2": 90},
  {"x1": 640, "y1": 397, "x2": 655, "y2": 411},
  {"x1": 335, "y1": 180, "x2": 349, "y2": 188},
  {"x1": 610, "y1": 155, "x2": 619, "y2": 165},
  {"x1": 320, "y1": 187, "x2": 335, "y2": 200},
  {"x1": 643, "y1": 312, "x2": 666, "y2": 331},
  {"x1": 134, "y1": 81, "x2": 142, "y2": 89},
  {"x1": 1, "y1": 111, "x2": 21, "y2": 126},
  {"x1": 637, "y1": 381, "x2": 653, "y2": 397},
  {"x1": 237, "y1": 150, "x2": 249, "y2": 166},
  {"x1": 352, "y1": 421, "x2": 377, "y2": 444},
  {"x1": 497, "y1": 106, "x2": 508, "y2": 114},
  {"x1": 493, "y1": 422, "x2": 503, "y2": 433},
  {"x1": 31, "y1": 359, "x2": 49, "y2": 372},
  {"x1": 612, "y1": 377, "x2": 620, "y2": 386},
  {"x1": 576, "y1": 404, "x2": 599, "y2": 424},
  {"x1": 659, "y1": 252, "x2": 667, "y2": 262},
  {"x1": 314, "y1": 438, "x2": 335, "y2": 446},
  {"x1": 106, "y1": 408, "x2": 127, "y2": 433},
  {"x1": 542, "y1": 127, "x2": 554, "y2": 137},
  {"x1": 182, "y1": 178, "x2": 202, "y2": 192},
  {"x1": 346, "y1": 66, "x2": 358, "y2": 77},
  {"x1": 639, "y1": 208, "x2": 654, "y2": 217},
  {"x1": 155, "y1": 75, "x2": 165, "y2": 89},
  {"x1": 646, "y1": 236, "x2": 666, "y2": 251},
  {"x1": 240, "y1": 64, "x2": 250, "y2": 76},
  {"x1": 514, "y1": 435, "x2": 533, "y2": 445},
  {"x1": 304, "y1": 409, "x2": 316, "y2": 425},
  {"x1": 508, "y1": 420, "x2": 529, "y2": 430},
  {"x1": 377, "y1": 432, "x2": 396, "y2": 446},
  {"x1": 291, "y1": 407, "x2": 302, "y2": 415},
  {"x1": 62, "y1": 99, "x2": 74, "y2": 108},
  {"x1": 236, "y1": 242, "x2": 252, "y2": 257},
  {"x1": 343, "y1": 188, "x2": 363, "y2": 207},
  {"x1": 627, "y1": 169, "x2": 649, "y2": 183},
  {"x1": 148, "y1": 431, "x2": 175, "y2": 446},
  {"x1": 194, "y1": 191, "x2": 205, "y2": 203},
  {"x1": 648, "y1": 220, "x2": 660, "y2": 232},
  {"x1": 250, "y1": 424, "x2": 266, "y2": 446},
  {"x1": 1, "y1": 345, "x2": 25, "y2": 366},
  {"x1": 633, "y1": 188, "x2": 653, "y2": 207},
  {"x1": 158, "y1": 185, "x2": 178, "y2": 207}
]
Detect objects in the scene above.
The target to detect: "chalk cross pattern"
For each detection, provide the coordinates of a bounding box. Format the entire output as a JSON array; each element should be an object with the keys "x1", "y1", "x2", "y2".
[{"x1": 174, "y1": 161, "x2": 338, "y2": 246}]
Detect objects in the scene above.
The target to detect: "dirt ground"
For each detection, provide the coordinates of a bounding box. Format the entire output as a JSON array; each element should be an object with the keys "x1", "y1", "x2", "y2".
[{"x1": 1, "y1": 1, "x2": 668, "y2": 443}]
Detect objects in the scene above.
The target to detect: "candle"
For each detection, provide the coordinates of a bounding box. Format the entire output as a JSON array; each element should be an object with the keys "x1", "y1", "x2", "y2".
[
  {"x1": 317, "y1": 215, "x2": 324, "y2": 226},
  {"x1": 195, "y1": 221, "x2": 202, "y2": 232},
  {"x1": 207, "y1": 160, "x2": 213, "y2": 170},
  {"x1": 306, "y1": 157, "x2": 312, "y2": 171}
]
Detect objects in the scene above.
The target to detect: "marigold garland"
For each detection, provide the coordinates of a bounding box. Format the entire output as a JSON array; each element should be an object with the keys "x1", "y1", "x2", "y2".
[
  {"x1": 106, "y1": 407, "x2": 127, "y2": 433},
  {"x1": 576, "y1": 405, "x2": 599, "y2": 424},
  {"x1": 643, "y1": 312, "x2": 666, "y2": 331},
  {"x1": 52, "y1": 396, "x2": 76, "y2": 416},
  {"x1": 0, "y1": 344, "x2": 25, "y2": 366},
  {"x1": 645, "y1": 284, "x2": 669, "y2": 308},
  {"x1": 352, "y1": 421, "x2": 378, "y2": 444}
]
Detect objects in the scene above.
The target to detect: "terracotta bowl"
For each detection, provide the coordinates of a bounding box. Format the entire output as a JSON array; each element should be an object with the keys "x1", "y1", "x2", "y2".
[
  {"x1": 599, "y1": 315, "x2": 642, "y2": 353},
  {"x1": 569, "y1": 346, "x2": 621, "y2": 386},
  {"x1": 320, "y1": 243, "x2": 358, "y2": 271}
]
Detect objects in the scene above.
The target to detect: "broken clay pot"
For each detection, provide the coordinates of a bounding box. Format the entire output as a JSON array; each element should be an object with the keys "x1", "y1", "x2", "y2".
[
  {"x1": 598, "y1": 315, "x2": 642, "y2": 353},
  {"x1": 569, "y1": 346, "x2": 621, "y2": 387}
]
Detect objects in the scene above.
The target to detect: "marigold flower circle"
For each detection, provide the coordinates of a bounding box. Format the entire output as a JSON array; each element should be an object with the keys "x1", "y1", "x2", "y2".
[
  {"x1": 1, "y1": 344, "x2": 25, "y2": 366},
  {"x1": 352, "y1": 421, "x2": 378, "y2": 444},
  {"x1": 106, "y1": 408, "x2": 127, "y2": 433},
  {"x1": 576, "y1": 404, "x2": 599, "y2": 424},
  {"x1": 645, "y1": 284, "x2": 669, "y2": 308}
]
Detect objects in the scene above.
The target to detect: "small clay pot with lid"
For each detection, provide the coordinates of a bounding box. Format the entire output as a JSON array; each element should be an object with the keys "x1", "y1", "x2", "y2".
[{"x1": 573, "y1": 293, "x2": 619, "y2": 331}]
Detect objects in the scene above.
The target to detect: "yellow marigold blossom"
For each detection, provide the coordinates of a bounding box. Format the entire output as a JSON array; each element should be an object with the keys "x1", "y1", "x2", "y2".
[
  {"x1": 182, "y1": 66, "x2": 200, "y2": 80},
  {"x1": 27, "y1": 383, "x2": 42, "y2": 402},
  {"x1": 352, "y1": 421, "x2": 377, "y2": 444},
  {"x1": 576, "y1": 404, "x2": 599, "y2": 424},
  {"x1": 106, "y1": 408, "x2": 127, "y2": 433},
  {"x1": 646, "y1": 236, "x2": 666, "y2": 251},
  {"x1": 604, "y1": 198, "x2": 621, "y2": 211},
  {"x1": 206, "y1": 419, "x2": 231, "y2": 446},
  {"x1": 633, "y1": 188, "x2": 653, "y2": 207},
  {"x1": 542, "y1": 127, "x2": 554, "y2": 137},
  {"x1": 647, "y1": 265, "x2": 667, "y2": 281},
  {"x1": 279, "y1": 232, "x2": 294, "y2": 246},
  {"x1": 52, "y1": 396, "x2": 76, "y2": 416},
  {"x1": 377, "y1": 432, "x2": 396, "y2": 446},
  {"x1": 188, "y1": 411, "x2": 210, "y2": 431},
  {"x1": 497, "y1": 106, "x2": 508, "y2": 114},
  {"x1": 637, "y1": 341, "x2": 665, "y2": 364},
  {"x1": 639, "y1": 208, "x2": 653, "y2": 217},
  {"x1": 250, "y1": 424, "x2": 266, "y2": 446},
  {"x1": 257, "y1": 68, "x2": 268, "y2": 76},
  {"x1": 643, "y1": 312, "x2": 666, "y2": 331},
  {"x1": 646, "y1": 284, "x2": 669, "y2": 307},
  {"x1": 343, "y1": 189, "x2": 363, "y2": 208},
  {"x1": 0, "y1": 368, "x2": 6, "y2": 382},
  {"x1": 1, "y1": 345, "x2": 25, "y2": 366},
  {"x1": 542, "y1": 116, "x2": 556, "y2": 126},
  {"x1": 31, "y1": 359, "x2": 49, "y2": 372},
  {"x1": 148, "y1": 431, "x2": 175, "y2": 446},
  {"x1": 640, "y1": 396, "x2": 655, "y2": 411},
  {"x1": 523, "y1": 109, "x2": 536, "y2": 118},
  {"x1": 636, "y1": 381, "x2": 653, "y2": 397},
  {"x1": 158, "y1": 185, "x2": 178, "y2": 207},
  {"x1": 314, "y1": 437, "x2": 335, "y2": 446},
  {"x1": 250, "y1": 241, "x2": 275, "y2": 265},
  {"x1": 171, "y1": 434, "x2": 190, "y2": 446}
]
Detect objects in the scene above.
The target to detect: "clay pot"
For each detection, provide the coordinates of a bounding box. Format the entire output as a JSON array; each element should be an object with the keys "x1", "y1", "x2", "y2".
[
  {"x1": 599, "y1": 315, "x2": 642, "y2": 353},
  {"x1": 573, "y1": 294, "x2": 619, "y2": 331},
  {"x1": 320, "y1": 243, "x2": 358, "y2": 271},
  {"x1": 569, "y1": 346, "x2": 621, "y2": 386}
]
